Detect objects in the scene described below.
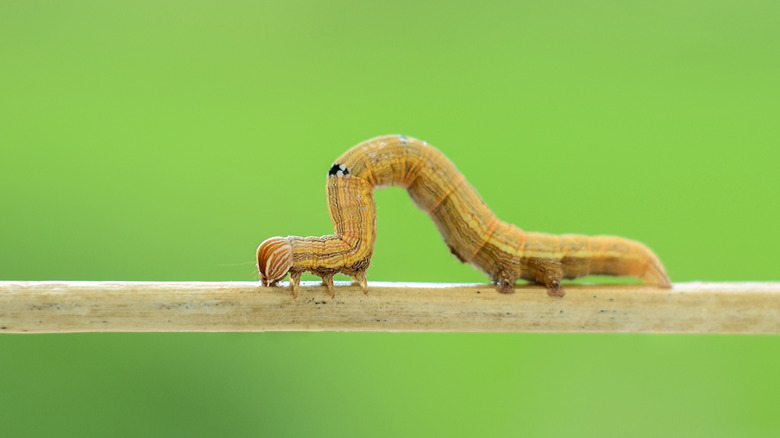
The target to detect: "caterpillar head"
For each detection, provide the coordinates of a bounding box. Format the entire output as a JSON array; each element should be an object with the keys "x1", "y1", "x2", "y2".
[{"x1": 256, "y1": 237, "x2": 293, "y2": 286}]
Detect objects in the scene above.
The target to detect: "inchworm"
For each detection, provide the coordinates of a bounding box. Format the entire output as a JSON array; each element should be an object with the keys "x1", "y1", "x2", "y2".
[{"x1": 257, "y1": 135, "x2": 670, "y2": 297}]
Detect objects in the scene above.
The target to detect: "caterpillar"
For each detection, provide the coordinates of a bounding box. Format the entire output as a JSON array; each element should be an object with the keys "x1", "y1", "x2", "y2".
[{"x1": 257, "y1": 135, "x2": 671, "y2": 298}]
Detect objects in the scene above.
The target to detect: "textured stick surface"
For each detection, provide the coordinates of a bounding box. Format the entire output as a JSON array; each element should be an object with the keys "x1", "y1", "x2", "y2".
[{"x1": 0, "y1": 281, "x2": 777, "y2": 334}]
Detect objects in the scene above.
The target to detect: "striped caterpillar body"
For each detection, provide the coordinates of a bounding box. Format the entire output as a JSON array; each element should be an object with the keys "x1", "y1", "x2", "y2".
[{"x1": 257, "y1": 135, "x2": 671, "y2": 297}]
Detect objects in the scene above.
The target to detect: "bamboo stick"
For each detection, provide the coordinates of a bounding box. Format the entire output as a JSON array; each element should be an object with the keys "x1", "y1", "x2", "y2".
[{"x1": 0, "y1": 281, "x2": 777, "y2": 334}]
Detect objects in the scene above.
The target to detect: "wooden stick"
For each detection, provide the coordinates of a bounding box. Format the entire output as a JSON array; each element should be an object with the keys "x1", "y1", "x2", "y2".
[{"x1": 0, "y1": 281, "x2": 777, "y2": 334}]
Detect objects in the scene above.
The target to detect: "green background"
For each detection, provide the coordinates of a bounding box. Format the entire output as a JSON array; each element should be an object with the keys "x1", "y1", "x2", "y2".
[{"x1": 2, "y1": 1, "x2": 778, "y2": 436}]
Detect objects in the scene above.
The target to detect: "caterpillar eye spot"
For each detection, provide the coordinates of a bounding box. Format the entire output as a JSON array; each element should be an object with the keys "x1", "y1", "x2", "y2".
[{"x1": 328, "y1": 163, "x2": 349, "y2": 176}]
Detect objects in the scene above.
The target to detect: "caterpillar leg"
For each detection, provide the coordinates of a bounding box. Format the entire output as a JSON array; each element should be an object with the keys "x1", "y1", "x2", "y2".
[
  {"x1": 289, "y1": 271, "x2": 302, "y2": 298},
  {"x1": 320, "y1": 273, "x2": 336, "y2": 298},
  {"x1": 545, "y1": 278, "x2": 564, "y2": 297},
  {"x1": 640, "y1": 259, "x2": 672, "y2": 288},
  {"x1": 494, "y1": 271, "x2": 517, "y2": 294},
  {"x1": 529, "y1": 260, "x2": 565, "y2": 297},
  {"x1": 350, "y1": 270, "x2": 368, "y2": 294},
  {"x1": 520, "y1": 258, "x2": 566, "y2": 297}
]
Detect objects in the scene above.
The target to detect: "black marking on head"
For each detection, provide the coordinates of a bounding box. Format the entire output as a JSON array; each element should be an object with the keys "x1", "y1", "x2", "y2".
[
  {"x1": 399, "y1": 135, "x2": 408, "y2": 145},
  {"x1": 328, "y1": 163, "x2": 349, "y2": 177}
]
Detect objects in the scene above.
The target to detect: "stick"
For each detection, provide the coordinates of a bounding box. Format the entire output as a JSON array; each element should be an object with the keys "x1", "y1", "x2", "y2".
[{"x1": 0, "y1": 281, "x2": 777, "y2": 334}]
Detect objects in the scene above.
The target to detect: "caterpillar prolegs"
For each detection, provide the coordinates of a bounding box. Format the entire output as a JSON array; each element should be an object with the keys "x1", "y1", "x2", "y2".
[{"x1": 257, "y1": 135, "x2": 671, "y2": 297}]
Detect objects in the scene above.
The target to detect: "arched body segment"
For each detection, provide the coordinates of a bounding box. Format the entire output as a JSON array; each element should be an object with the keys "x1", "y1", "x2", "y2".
[{"x1": 256, "y1": 135, "x2": 671, "y2": 297}]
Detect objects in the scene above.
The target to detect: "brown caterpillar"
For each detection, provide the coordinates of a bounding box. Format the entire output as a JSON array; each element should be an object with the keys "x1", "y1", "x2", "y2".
[{"x1": 257, "y1": 135, "x2": 671, "y2": 297}]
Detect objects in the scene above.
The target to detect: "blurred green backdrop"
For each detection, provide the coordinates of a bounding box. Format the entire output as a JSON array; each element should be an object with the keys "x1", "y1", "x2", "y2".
[{"x1": 1, "y1": 1, "x2": 778, "y2": 437}]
